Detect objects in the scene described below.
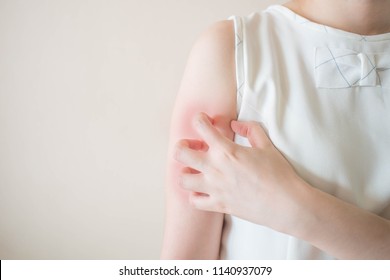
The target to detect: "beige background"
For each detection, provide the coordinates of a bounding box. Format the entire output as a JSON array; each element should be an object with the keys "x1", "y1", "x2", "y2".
[{"x1": 0, "y1": 0, "x2": 284, "y2": 259}]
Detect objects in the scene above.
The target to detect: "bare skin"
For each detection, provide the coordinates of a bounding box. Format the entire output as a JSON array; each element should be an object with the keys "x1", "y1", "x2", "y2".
[
  {"x1": 161, "y1": 20, "x2": 236, "y2": 259},
  {"x1": 284, "y1": 0, "x2": 390, "y2": 35},
  {"x1": 175, "y1": 113, "x2": 390, "y2": 259},
  {"x1": 161, "y1": 0, "x2": 390, "y2": 259}
]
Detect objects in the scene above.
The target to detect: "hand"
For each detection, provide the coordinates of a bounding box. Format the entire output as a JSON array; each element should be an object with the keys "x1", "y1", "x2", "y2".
[{"x1": 174, "y1": 112, "x2": 307, "y2": 233}]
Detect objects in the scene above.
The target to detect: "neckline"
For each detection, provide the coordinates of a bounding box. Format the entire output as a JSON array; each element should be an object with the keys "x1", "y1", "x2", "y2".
[{"x1": 269, "y1": 5, "x2": 390, "y2": 42}]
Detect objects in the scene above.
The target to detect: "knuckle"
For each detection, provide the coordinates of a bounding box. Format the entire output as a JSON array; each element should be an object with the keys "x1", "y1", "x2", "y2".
[{"x1": 218, "y1": 144, "x2": 240, "y2": 162}]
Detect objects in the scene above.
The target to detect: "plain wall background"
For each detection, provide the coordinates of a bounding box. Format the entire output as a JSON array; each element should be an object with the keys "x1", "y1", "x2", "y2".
[{"x1": 0, "y1": 0, "x2": 285, "y2": 259}]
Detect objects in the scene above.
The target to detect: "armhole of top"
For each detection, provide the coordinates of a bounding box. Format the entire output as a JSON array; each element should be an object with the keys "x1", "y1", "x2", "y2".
[{"x1": 228, "y1": 16, "x2": 245, "y2": 115}]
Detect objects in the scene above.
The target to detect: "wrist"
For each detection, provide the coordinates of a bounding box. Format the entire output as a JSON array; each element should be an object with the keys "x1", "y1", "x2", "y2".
[{"x1": 282, "y1": 176, "x2": 318, "y2": 240}]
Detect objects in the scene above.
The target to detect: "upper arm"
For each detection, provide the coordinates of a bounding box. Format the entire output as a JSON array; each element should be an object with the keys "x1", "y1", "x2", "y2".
[
  {"x1": 161, "y1": 20, "x2": 237, "y2": 259},
  {"x1": 171, "y1": 20, "x2": 237, "y2": 139}
]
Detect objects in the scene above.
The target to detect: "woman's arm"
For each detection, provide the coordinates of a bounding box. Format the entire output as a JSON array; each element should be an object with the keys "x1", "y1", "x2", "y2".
[
  {"x1": 161, "y1": 20, "x2": 237, "y2": 259},
  {"x1": 297, "y1": 180, "x2": 390, "y2": 259},
  {"x1": 175, "y1": 116, "x2": 390, "y2": 259}
]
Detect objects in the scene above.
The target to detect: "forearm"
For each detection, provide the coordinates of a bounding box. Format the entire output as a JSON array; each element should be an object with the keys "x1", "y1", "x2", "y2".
[
  {"x1": 173, "y1": 116, "x2": 390, "y2": 259},
  {"x1": 161, "y1": 197, "x2": 224, "y2": 259},
  {"x1": 293, "y1": 179, "x2": 390, "y2": 259},
  {"x1": 161, "y1": 19, "x2": 239, "y2": 259},
  {"x1": 161, "y1": 167, "x2": 224, "y2": 259}
]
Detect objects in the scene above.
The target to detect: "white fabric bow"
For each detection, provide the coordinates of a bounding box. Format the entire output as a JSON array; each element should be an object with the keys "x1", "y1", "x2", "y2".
[{"x1": 315, "y1": 47, "x2": 390, "y2": 89}]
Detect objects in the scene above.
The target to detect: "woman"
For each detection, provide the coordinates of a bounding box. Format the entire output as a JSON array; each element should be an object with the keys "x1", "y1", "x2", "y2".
[{"x1": 161, "y1": 0, "x2": 390, "y2": 259}]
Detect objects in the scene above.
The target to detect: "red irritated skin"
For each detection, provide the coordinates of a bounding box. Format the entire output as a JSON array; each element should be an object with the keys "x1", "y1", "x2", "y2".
[
  {"x1": 161, "y1": 20, "x2": 237, "y2": 259},
  {"x1": 170, "y1": 110, "x2": 233, "y2": 198},
  {"x1": 162, "y1": 4, "x2": 390, "y2": 259}
]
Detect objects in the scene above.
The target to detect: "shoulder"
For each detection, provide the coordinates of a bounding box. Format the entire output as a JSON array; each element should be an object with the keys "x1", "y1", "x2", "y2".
[
  {"x1": 176, "y1": 20, "x2": 237, "y2": 115},
  {"x1": 171, "y1": 19, "x2": 237, "y2": 139},
  {"x1": 196, "y1": 20, "x2": 235, "y2": 47},
  {"x1": 186, "y1": 20, "x2": 235, "y2": 73},
  {"x1": 162, "y1": 21, "x2": 237, "y2": 260}
]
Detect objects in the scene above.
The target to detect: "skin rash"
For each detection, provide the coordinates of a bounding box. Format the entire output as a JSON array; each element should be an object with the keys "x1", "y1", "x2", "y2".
[{"x1": 168, "y1": 99, "x2": 234, "y2": 196}]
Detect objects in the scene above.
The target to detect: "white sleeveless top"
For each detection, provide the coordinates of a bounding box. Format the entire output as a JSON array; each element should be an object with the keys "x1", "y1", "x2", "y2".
[{"x1": 220, "y1": 5, "x2": 390, "y2": 259}]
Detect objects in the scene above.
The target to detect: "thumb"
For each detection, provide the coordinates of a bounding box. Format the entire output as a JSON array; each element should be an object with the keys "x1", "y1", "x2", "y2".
[{"x1": 231, "y1": 120, "x2": 271, "y2": 148}]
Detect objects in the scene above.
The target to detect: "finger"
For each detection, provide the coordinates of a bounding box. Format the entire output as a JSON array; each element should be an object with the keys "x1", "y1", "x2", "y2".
[
  {"x1": 184, "y1": 139, "x2": 209, "y2": 152},
  {"x1": 174, "y1": 139, "x2": 207, "y2": 172},
  {"x1": 231, "y1": 120, "x2": 271, "y2": 148},
  {"x1": 188, "y1": 192, "x2": 214, "y2": 212},
  {"x1": 189, "y1": 193, "x2": 231, "y2": 214},
  {"x1": 193, "y1": 112, "x2": 230, "y2": 148},
  {"x1": 179, "y1": 168, "x2": 207, "y2": 193}
]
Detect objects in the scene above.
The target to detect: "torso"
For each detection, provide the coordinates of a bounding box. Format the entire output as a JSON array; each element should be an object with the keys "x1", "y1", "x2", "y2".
[{"x1": 221, "y1": 5, "x2": 390, "y2": 259}]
